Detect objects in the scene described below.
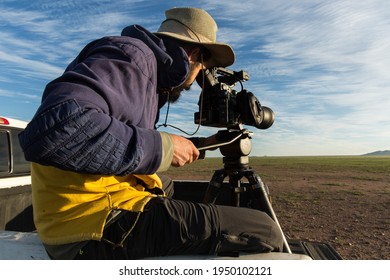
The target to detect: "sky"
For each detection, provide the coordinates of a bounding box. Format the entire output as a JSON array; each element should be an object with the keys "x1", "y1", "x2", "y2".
[{"x1": 1, "y1": 0, "x2": 390, "y2": 157}]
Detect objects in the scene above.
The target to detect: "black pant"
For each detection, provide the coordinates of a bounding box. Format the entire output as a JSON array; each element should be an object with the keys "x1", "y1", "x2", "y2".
[{"x1": 75, "y1": 177, "x2": 283, "y2": 259}]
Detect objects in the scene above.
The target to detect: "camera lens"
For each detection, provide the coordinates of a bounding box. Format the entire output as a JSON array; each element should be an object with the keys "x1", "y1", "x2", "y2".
[{"x1": 257, "y1": 106, "x2": 275, "y2": 129}]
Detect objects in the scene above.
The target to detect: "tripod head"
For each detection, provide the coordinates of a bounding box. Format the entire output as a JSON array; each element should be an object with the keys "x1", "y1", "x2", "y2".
[
  {"x1": 218, "y1": 127, "x2": 253, "y2": 172},
  {"x1": 195, "y1": 124, "x2": 253, "y2": 161}
]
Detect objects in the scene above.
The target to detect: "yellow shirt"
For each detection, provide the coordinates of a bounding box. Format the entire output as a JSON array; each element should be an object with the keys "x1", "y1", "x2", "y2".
[{"x1": 31, "y1": 163, "x2": 162, "y2": 245}]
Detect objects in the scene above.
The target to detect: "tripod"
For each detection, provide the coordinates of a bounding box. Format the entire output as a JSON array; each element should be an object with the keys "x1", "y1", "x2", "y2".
[{"x1": 199, "y1": 128, "x2": 291, "y2": 253}]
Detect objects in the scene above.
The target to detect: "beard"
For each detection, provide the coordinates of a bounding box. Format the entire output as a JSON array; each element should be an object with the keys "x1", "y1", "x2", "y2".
[
  {"x1": 161, "y1": 84, "x2": 191, "y2": 103},
  {"x1": 158, "y1": 85, "x2": 189, "y2": 103},
  {"x1": 158, "y1": 61, "x2": 200, "y2": 103},
  {"x1": 167, "y1": 85, "x2": 191, "y2": 103}
]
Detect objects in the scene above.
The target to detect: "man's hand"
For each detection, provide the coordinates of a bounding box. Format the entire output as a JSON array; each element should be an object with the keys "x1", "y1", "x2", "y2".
[{"x1": 170, "y1": 134, "x2": 200, "y2": 167}]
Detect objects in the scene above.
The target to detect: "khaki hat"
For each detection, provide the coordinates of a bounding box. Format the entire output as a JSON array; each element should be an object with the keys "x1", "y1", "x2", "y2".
[{"x1": 155, "y1": 7, "x2": 235, "y2": 68}]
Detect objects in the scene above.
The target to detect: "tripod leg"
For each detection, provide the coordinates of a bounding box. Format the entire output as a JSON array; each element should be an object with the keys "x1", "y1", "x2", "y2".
[
  {"x1": 228, "y1": 176, "x2": 242, "y2": 207},
  {"x1": 203, "y1": 169, "x2": 226, "y2": 204},
  {"x1": 245, "y1": 171, "x2": 292, "y2": 254}
]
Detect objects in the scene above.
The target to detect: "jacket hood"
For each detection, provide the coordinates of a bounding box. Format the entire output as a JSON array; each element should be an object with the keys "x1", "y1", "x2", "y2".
[{"x1": 121, "y1": 25, "x2": 189, "y2": 90}]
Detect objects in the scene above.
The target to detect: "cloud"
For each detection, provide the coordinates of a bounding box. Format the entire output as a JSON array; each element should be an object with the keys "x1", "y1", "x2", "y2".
[
  {"x1": 0, "y1": 89, "x2": 41, "y2": 100},
  {"x1": 0, "y1": 50, "x2": 63, "y2": 79}
]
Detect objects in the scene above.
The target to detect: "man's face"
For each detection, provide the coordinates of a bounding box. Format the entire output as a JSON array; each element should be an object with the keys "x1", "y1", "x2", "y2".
[{"x1": 167, "y1": 61, "x2": 204, "y2": 103}]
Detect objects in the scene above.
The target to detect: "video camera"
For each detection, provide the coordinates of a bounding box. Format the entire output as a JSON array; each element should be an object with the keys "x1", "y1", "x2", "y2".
[{"x1": 194, "y1": 67, "x2": 274, "y2": 129}]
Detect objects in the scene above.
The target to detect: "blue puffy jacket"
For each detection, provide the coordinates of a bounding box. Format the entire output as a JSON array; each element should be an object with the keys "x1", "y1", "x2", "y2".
[{"x1": 19, "y1": 25, "x2": 190, "y2": 176}]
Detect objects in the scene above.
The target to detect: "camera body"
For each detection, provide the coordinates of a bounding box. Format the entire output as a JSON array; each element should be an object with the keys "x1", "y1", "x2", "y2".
[{"x1": 194, "y1": 67, "x2": 274, "y2": 130}]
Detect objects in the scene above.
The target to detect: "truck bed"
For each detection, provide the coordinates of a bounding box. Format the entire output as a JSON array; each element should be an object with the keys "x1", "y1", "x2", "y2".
[{"x1": 0, "y1": 181, "x2": 342, "y2": 260}]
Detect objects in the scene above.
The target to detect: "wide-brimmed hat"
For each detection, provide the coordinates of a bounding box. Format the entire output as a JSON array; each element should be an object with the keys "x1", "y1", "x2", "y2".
[{"x1": 155, "y1": 7, "x2": 235, "y2": 68}]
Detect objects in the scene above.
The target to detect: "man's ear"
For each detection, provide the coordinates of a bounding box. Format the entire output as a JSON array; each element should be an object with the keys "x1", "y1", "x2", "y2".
[{"x1": 188, "y1": 47, "x2": 202, "y2": 63}]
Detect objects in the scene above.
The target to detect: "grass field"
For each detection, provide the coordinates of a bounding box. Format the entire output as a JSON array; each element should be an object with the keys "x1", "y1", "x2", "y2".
[{"x1": 160, "y1": 155, "x2": 390, "y2": 180}]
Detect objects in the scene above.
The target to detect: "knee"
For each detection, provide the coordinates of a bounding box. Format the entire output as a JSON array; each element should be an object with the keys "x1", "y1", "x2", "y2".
[
  {"x1": 267, "y1": 219, "x2": 284, "y2": 252},
  {"x1": 217, "y1": 206, "x2": 284, "y2": 253}
]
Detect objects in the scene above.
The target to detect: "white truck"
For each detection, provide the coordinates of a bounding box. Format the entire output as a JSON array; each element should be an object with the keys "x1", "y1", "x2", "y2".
[{"x1": 0, "y1": 117, "x2": 33, "y2": 231}]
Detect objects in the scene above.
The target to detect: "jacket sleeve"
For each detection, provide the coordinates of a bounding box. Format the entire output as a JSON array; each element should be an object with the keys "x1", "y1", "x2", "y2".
[
  {"x1": 19, "y1": 99, "x2": 161, "y2": 176},
  {"x1": 18, "y1": 38, "x2": 162, "y2": 176}
]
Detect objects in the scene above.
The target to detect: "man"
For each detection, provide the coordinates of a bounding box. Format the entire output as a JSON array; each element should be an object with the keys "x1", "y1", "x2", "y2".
[{"x1": 19, "y1": 7, "x2": 283, "y2": 259}]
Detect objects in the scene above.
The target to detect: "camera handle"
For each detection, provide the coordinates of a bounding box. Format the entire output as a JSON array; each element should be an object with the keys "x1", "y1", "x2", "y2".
[
  {"x1": 195, "y1": 127, "x2": 252, "y2": 159},
  {"x1": 196, "y1": 128, "x2": 291, "y2": 253}
]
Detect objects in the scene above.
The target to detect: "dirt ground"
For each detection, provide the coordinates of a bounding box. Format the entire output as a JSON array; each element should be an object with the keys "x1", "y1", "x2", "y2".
[
  {"x1": 165, "y1": 162, "x2": 389, "y2": 260},
  {"x1": 246, "y1": 167, "x2": 390, "y2": 260}
]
